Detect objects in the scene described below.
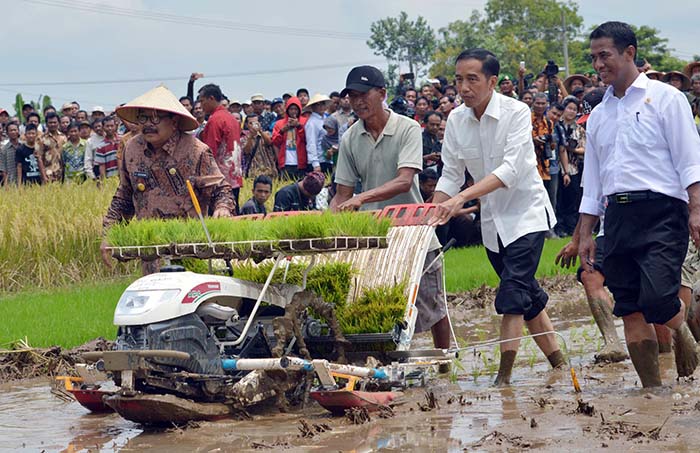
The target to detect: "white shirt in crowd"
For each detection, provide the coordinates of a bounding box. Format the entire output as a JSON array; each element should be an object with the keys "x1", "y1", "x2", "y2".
[
  {"x1": 579, "y1": 73, "x2": 700, "y2": 216},
  {"x1": 304, "y1": 111, "x2": 325, "y2": 168},
  {"x1": 83, "y1": 133, "x2": 105, "y2": 179},
  {"x1": 435, "y1": 92, "x2": 555, "y2": 252}
]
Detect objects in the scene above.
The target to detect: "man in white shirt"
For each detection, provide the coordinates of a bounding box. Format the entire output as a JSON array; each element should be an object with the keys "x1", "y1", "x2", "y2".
[
  {"x1": 303, "y1": 94, "x2": 330, "y2": 173},
  {"x1": 429, "y1": 49, "x2": 564, "y2": 386},
  {"x1": 578, "y1": 21, "x2": 700, "y2": 387}
]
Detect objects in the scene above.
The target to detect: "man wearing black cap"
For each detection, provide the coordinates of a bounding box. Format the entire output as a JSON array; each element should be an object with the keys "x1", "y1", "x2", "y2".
[
  {"x1": 331, "y1": 65, "x2": 452, "y2": 353},
  {"x1": 579, "y1": 21, "x2": 700, "y2": 387}
]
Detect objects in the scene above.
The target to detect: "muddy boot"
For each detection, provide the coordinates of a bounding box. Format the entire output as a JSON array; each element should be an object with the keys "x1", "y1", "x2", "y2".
[
  {"x1": 627, "y1": 340, "x2": 662, "y2": 388},
  {"x1": 688, "y1": 283, "x2": 700, "y2": 341},
  {"x1": 672, "y1": 323, "x2": 699, "y2": 378},
  {"x1": 655, "y1": 324, "x2": 673, "y2": 354},
  {"x1": 587, "y1": 297, "x2": 628, "y2": 363},
  {"x1": 493, "y1": 350, "x2": 517, "y2": 386},
  {"x1": 546, "y1": 350, "x2": 567, "y2": 369}
]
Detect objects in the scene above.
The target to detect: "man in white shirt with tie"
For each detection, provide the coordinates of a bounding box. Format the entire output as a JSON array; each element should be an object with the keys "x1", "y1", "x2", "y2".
[
  {"x1": 429, "y1": 48, "x2": 564, "y2": 386},
  {"x1": 578, "y1": 21, "x2": 700, "y2": 387}
]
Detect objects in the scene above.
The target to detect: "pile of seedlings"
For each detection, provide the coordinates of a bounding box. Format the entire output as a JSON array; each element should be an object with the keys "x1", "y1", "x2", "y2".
[
  {"x1": 106, "y1": 212, "x2": 391, "y2": 260},
  {"x1": 231, "y1": 261, "x2": 407, "y2": 335}
]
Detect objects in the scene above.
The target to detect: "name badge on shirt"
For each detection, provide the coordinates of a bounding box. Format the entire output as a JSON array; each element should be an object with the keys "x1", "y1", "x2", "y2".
[{"x1": 133, "y1": 171, "x2": 149, "y2": 178}]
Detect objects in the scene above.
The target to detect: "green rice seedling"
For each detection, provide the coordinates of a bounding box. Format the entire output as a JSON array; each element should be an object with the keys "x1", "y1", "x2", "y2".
[{"x1": 338, "y1": 283, "x2": 407, "y2": 335}]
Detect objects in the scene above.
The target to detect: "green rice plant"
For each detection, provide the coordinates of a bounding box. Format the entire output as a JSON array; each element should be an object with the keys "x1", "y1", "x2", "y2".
[{"x1": 338, "y1": 283, "x2": 407, "y2": 335}]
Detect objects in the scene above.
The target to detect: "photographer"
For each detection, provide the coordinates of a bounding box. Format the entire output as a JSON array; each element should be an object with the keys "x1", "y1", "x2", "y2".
[
  {"x1": 531, "y1": 93, "x2": 556, "y2": 197},
  {"x1": 422, "y1": 111, "x2": 443, "y2": 175}
]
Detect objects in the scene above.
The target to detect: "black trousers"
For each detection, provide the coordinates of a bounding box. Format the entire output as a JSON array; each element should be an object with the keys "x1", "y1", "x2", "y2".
[
  {"x1": 486, "y1": 231, "x2": 548, "y2": 321},
  {"x1": 604, "y1": 194, "x2": 688, "y2": 324}
]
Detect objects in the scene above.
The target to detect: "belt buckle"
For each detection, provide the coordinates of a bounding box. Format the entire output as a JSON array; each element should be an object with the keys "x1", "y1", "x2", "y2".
[{"x1": 616, "y1": 193, "x2": 631, "y2": 204}]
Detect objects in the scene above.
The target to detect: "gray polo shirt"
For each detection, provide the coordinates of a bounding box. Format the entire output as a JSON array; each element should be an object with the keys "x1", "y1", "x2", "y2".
[{"x1": 335, "y1": 110, "x2": 424, "y2": 212}]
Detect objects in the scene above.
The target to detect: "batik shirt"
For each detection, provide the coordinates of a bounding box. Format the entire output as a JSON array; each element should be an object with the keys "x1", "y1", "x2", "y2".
[
  {"x1": 531, "y1": 112, "x2": 552, "y2": 181},
  {"x1": 103, "y1": 131, "x2": 235, "y2": 230},
  {"x1": 0, "y1": 140, "x2": 20, "y2": 185},
  {"x1": 61, "y1": 139, "x2": 87, "y2": 182},
  {"x1": 35, "y1": 130, "x2": 66, "y2": 182}
]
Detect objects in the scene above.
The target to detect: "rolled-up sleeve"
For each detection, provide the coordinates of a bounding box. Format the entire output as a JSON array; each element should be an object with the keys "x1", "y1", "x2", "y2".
[
  {"x1": 334, "y1": 133, "x2": 359, "y2": 187},
  {"x1": 579, "y1": 120, "x2": 605, "y2": 216},
  {"x1": 664, "y1": 91, "x2": 700, "y2": 190},
  {"x1": 491, "y1": 105, "x2": 531, "y2": 189},
  {"x1": 434, "y1": 114, "x2": 464, "y2": 197}
]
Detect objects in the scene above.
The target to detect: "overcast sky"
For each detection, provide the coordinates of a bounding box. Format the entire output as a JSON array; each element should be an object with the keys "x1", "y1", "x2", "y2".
[{"x1": 0, "y1": 0, "x2": 697, "y2": 113}]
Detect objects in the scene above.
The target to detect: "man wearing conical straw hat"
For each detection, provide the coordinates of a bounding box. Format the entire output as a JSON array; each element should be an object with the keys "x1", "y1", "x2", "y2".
[{"x1": 100, "y1": 85, "x2": 235, "y2": 270}]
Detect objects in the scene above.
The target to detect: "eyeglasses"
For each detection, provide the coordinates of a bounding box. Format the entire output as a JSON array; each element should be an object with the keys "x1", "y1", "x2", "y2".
[{"x1": 135, "y1": 111, "x2": 172, "y2": 125}]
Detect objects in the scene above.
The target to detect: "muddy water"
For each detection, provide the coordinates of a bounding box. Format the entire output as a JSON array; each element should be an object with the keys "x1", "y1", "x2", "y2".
[{"x1": 3, "y1": 282, "x2": 700, "y2": 452}]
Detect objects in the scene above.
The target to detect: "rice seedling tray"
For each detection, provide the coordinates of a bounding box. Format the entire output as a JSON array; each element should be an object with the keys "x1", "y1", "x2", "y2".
[{"x1": 108, "y1": 236, "x2": 388, "y2": 262}]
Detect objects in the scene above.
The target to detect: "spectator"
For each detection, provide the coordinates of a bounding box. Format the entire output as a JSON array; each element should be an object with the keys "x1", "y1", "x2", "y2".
[
  {"x1": 179, "y1": 96, "x2": 193, "y2": 113},
  {"x1": 241, "y1": 101, "x2": 253, "y2": 117},
  {"x1": 76, "y1": 110, "x2": 89, "y2": 123},
  {"x1": 59, "y1": 115, "x2": 71, "y2": 135},
  {"x1": 271, "y1": 97, "x2": 307, "y2": 180},
  {"x1": 419, "y1": 168, "x2": 438, "y2": 202},
  {"x1": 422, "y1": 111, "x2": 442, "y2": 174},
  {"x1": 320, "y1": 115, "x2": 339, "y2": 172},
  {"x1": 0, "y1": 123, "x2": 20, "y2": 186},
  {"x1": 23, "y1": 112, "x2": 42, "y2": 138},
  {"x1": 531, "y1": 93, "x2": 554, "y2": 185},
  {"x1": 84, "y1": 118, "x2": 104, "y2": 180},
  {"x1": 444, "y1": 85, "x2": 458, "y2": 98},
  {"x1": 687, "y1": 74, "x2": 700, "y2": 105},
  {"x1": 547, "y1": 102, "x2": 566, "y2": 218},
  {"x1": 241, "y1": 113, "x2": 277, "y2": 179},
  {"x1": 438, "y1": 95, "x2": 455, "y2": 118},
  {"x1": 35, "y1": 111, "x2": 66, "y2": 183},
  {"x1": 61, "y1": 102, "x2": 76, "y2": 118},
  {"x1": 0, "y1": 109, "x2": 9, "y2": 128},
  {"x1": 332, "y1": 94, "x2": 353, "y2": 138},
  {"x1": 438, "y1": 118, "x2": 446, "y2": 142},
  {"x1": 327, "y1": 91, "x2": 341, "y2": 115},
  {"x1": 273, "y1": 170, "x2": 324, "y2": 211},
  {"x1": 61, "y1": 122, "x2": 87, "y2": 183},
  {"x1": 192, "y1": 101, "x2": 206, "y2": 137},
  {"x1": 520, "y1": 91, "x2": 534, "y2": 108},
  {"x1": 241, "y1": 174, "x2": 273, "y2": 215},
  {"x1": 498, "y1": 75, "x2": 516, "y2": 98},
  {"x1": 296, "y1": 88, "x2": 310, "y2": 109},
  {"x1": 684, "y1": 61, "x2": 700, "y2": 79},
  {"x1": 304, "y1": 93, "x2": 330, "y2": 173},
  {"x1": 16, "y1": 123, "x2": 41, "y2": 185},
  {"x1": 198, "y1": 83, "x2": 244, "y2": 211},
  {"x1": 91, "y1": 106, "x2": 105, "y2": 122},
  {"x1": 414, "y1": 96, "x2": 430, "y2": 124},
  {"x1": 663, "y1": 71, "x2": 691, "y2": 92},
  {"x1": 563, "y1": 74, "x2": 591, "y2": 94},
  {"x1": 404, "y1": 88, "x2": 417, "y2": 105},
  {"x1": 228, "y1": 100, "x2": 243, "y2": 115},
  {"x1": 94, "y1": 116, "x2": 120, "y2": 180},
  {"x1": 270, "y1": 97, "x2": 285, "y2": 127},
  {"x1": 249, "y1": 94, "x2": 276, "y2": 135},
  {"x1": 78, "y1": 120, "x2": 91, "y2": 140},
  {"x1": 555, "y1": 97, "x2": 584, "y2": 236}
]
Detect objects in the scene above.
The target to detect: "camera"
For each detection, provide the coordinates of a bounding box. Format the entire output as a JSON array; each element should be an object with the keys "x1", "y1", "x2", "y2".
[{"x1": 544, "y1": 60, "x2": 559, "y2": 78}]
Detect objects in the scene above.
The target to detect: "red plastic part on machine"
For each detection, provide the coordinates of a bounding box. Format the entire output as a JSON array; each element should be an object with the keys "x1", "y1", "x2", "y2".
[{"x1": 378, "y1": 204, "x2": 437, "y2": 226}]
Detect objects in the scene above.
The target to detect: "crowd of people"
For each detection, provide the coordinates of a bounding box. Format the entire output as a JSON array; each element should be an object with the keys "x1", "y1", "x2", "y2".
[{"x1": 1, "y1": 56, "x2": 698, "y2": 247}]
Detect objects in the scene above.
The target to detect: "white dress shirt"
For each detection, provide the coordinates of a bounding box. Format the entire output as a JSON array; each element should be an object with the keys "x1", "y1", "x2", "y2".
[
  {"x1": 304, "y1": 112, "x2": 325, "y2": 169},
  {"x1": 435, "y1": 92, "x2": 555, "y2": 252},
  {"x1": 580, "y1": 73, "x2": 700, "y2": 216}
]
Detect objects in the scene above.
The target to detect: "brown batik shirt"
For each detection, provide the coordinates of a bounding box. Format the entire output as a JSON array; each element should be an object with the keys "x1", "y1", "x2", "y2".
[
  {"x1": 35, "y1": 129, "x2": 66, "y2": 182},
  {"x1": 103, "y1": 131, "x2": 235, "y2": 230}
]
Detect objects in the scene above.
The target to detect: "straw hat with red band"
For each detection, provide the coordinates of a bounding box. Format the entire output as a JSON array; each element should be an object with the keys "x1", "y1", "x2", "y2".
[
  {"x1": 662, "y1": 71, "x2": 691, "y2": 91},
  {"x1": 684, "y1": 61, "x2": 700, "y2": 78},
  {"x1": 116, "y1": 85, "x2": 199, "y2": 132},
  {"x1": 564, "y1": 74, "x2": 591, "y2": 93}
]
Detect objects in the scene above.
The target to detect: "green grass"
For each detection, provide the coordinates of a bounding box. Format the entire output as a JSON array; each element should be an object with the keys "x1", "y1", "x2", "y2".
[
  {"x1": 0, "y1": 279, "x2": 130, "y2": 349},
  {"x1": 0, "y1": 238, "x2": 575, "y2": 349},
  {"x1": 444, "y1": 237, "x2": 575, "y2": 292}
]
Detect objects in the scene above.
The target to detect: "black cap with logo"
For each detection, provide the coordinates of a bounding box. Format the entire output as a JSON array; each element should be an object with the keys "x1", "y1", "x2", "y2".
[{"x1": 340, "y1": 65, "x2": 386, "y2": 97}]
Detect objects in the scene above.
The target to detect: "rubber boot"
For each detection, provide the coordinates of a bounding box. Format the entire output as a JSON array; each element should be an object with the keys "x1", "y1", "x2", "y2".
[
  {"x1": 627, "y1": 340, "x2": 662, "y2": 388},
  {"x1": 673, "y1": 323, "x2": 699, "y2": 378},
  {"x1": 587, "y1": 297, "x2": 628, "y2": 363},
  {"x1": 546, "y1": 350, "x2": 566, "y2": 369},
  {"x1": 493, "y1": 350, "x2": 517, "y2": 386}
]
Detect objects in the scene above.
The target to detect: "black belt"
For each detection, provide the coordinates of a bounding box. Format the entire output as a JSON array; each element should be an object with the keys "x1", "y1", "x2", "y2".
[{"x1": 606, "y1": 190, "x2": 666, "y2": 204}]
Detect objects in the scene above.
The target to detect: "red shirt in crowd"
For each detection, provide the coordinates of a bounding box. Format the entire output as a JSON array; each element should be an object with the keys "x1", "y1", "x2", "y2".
[{"x1": 200, "y1": 105, "x2": 243, "y2": 189}]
